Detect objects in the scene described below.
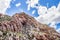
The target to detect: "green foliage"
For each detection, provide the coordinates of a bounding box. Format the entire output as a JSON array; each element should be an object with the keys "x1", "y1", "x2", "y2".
[{"x1": 0, "y1": 15, "x2": 11, "y2": 22}]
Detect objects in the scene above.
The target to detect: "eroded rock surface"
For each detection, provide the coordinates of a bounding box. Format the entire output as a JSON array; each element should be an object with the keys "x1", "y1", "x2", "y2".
[{"x1": 0, "y1": 12, "x2": 60, "y2": 40}]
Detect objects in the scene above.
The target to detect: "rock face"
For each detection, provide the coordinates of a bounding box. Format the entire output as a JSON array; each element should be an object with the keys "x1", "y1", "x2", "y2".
[{"x1": 0, "y1": 12, "x2": 60, "y2": 40}]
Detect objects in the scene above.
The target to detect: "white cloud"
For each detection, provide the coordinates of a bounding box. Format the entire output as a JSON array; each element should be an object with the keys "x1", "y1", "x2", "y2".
[
  {"x1": 15, "y1": 3, "x2": 21, "y2": 7},
  {"x1": 37, "y1": 6, "x2": 47, "y2": 15},
  {"x1": 26, "y1": 0, "x2": 39, "y2": 10},
  {"x1": 36, "y1": 3, "x2": 60, "y2": 29},
  {"x1": 0, "y1": 0, "x2": 12, "y2": 14},
  {"x1": 49, "y1": 22, "x2": 57, "y2": 29},
  {"x1": 56, "y1": 28, "x2": 60, "y2": 33},
  {"x1": 32, "y1": 10, "x2": 35, "y2": 14}
]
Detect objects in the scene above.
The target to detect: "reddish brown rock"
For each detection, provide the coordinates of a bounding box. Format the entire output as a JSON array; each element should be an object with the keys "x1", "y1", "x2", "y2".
[{"x1": 0, "y1": 12, "x2": 60, "y2": 40}]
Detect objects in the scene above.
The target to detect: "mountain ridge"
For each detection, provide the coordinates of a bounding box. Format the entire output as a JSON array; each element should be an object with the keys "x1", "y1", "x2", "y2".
[{"x1": 0, "y1": 12, "x2": 60, "y2": 40}]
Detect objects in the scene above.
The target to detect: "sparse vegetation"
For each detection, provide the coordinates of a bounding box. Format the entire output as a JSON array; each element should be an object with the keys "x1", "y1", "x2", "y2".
[
  {"x1": 0, "y1": 13, "x2": 60, "y2": 40},
  {"x1": 0, "y1": 15, "x2": 12, "y2": 22},
  {"x1": 0, "y1": 30, "x2": 23, "y2": 40}
]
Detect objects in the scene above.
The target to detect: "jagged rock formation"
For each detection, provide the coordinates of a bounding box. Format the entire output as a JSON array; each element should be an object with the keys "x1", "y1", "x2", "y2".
[{"x1": 0, "y1": 12, "x2": 60, "y2": 40}]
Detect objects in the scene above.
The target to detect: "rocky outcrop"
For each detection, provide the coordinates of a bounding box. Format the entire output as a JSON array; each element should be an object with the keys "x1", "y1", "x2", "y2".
[{"x1": 0, "y1": 12, "x2": 60, "y2": 40}]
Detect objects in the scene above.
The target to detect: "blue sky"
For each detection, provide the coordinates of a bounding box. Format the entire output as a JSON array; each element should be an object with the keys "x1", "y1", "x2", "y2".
[
  {"x1": 6, "y1": 0, "x2": 60, "y2": 16},
  {"x1": 0, "y1": 0, "x2": 60, "y2": 32}
]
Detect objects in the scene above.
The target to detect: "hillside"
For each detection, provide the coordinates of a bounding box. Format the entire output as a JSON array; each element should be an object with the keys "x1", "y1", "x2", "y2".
[
  {"x1": 0, "y1": 12, "x2": 60, "y2": 40},
  {"x1": 0, "y1": 14, "x2": 12, "y2": 22}
]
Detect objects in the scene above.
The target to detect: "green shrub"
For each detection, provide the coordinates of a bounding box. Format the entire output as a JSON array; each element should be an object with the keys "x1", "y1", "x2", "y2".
[{"x1": 0, "y1": 15, "x2": 11, "y2": 22}]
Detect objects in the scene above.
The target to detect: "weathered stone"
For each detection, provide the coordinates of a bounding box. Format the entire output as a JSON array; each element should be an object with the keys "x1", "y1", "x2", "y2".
[{"x1": 0, "y1": 12, "x2": 60, "y2": 40}]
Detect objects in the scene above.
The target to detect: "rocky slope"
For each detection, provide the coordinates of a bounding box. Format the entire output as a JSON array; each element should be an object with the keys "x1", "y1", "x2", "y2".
[
  {"x1": 0, "y1": 14, "x2": 12, "y2": 22},
  {"x1": 0, "y1": 12, "x2": 60, "y2": 40}
]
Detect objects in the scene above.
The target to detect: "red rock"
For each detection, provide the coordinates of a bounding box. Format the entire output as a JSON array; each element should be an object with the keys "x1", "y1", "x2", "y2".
[{"x1": 0, "y1": 12, "x2": 60, "y2": 40}]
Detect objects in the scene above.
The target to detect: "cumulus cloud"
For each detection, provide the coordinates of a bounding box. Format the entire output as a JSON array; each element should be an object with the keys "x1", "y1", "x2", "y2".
[
  {"x1": 37, "y1": 6, "x2": 47, "y2": 15},
  {"x1": 49, "y1": 22, "x2": 57, "y2": 29},
  {"x1": 26, "y1": 0, "x2": 39, "y2": 10},
  {"x1": 56, "y1": 28, "x2": 60, "y2": 33},
  {"x1": 15, "y1": 3, "x2": 21, "y2": 7},
  {"x1": 0, "y1": 0, "x2": 12, "y2": 14},
  {"x1": 36, "y1": 3, "x2": 60, "y2": 29}
]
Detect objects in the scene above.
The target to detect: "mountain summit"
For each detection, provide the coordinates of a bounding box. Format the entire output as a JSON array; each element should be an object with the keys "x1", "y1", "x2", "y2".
[{"x1": 0, "y1": 12, "x2": 60, "y2": 40}]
